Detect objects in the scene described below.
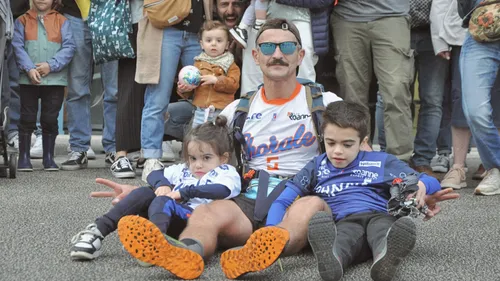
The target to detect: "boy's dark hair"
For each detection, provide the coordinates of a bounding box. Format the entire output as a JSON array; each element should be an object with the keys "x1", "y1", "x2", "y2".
[
  {"x1": 322, "y1": 101, "x2": 370, "y2": 140},
  {"x1": 198, "y1": 20, "x2": 230, "y2": 41},
  {"x1": 182, "y1": 115, "x2": 233, "y2": 162}
]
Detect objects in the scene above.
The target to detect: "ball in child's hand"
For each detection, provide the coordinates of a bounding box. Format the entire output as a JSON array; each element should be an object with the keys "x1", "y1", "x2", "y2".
[{"x1": 178, "y1": 65, "x2": 201, "y2": 87}]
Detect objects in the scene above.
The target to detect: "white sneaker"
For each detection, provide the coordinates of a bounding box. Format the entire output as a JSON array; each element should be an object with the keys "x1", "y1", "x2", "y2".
[
  {"x1": 30, "y1": 135, "x2": 43, "y2": 159},
  {"x1": 161, "y1": 141, "x2": 177, "y2": 162},
  {"x1": 67, "y1": 145, "x2": 96, "y2": 160},
  {"x1": 7, "y1": 134, "x2": 18, "y2": 151},
  {"x1": 474, "y1": 168, "x2": 500, "y2": 196},
  {"x1": 70, "y1": 223, "x2": 104, "y2": 260},
  {"x1": 141, "y1": 158, "x2": 164, "y2": 183},
  {"x1": 431, "y1": 154, "x2": 450, "y2": 173}
]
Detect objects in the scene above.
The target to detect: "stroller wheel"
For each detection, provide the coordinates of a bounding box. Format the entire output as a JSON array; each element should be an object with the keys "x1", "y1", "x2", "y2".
[{"x1": 9, "y1": 153, "x2": 16, "y2": 179}]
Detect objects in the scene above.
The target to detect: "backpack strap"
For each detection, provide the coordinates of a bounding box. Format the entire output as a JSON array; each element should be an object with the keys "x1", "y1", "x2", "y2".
[
  {"x1": 305, "y1": 85, "x2": 326, "y2": 154},
  {"x1": 232, "y1": 90, "x2": 258, "y2": 177}
]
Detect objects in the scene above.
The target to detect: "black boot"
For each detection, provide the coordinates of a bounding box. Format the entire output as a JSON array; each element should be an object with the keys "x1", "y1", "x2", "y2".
[
  {"x1": 18, "y1": 133, "x2": 33, "y2": 172},
  {"x1": 42, "y1": 134, "x2": 59, "y2": 171}
]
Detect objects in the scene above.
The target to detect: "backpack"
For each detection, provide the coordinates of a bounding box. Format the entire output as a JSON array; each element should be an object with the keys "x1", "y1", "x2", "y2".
[
  {"x1": 231, "y1": 79, "x2": 327, "y2": 177},
  {"x1": 144, "y1": 0, "x2": 192, "y2": 29}
]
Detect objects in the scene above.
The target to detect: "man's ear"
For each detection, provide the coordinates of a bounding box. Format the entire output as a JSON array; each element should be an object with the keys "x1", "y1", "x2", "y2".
[
  {"x1": 297, "y1": 47, "x2": 305, "y2": 66},
  {"x1": 252, "y1": 48, "x2": 260, "y2": 65}
]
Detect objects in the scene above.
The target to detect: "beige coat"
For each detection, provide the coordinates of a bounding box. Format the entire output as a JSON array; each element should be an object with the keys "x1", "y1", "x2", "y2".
[{"x1": 135, "y1": 0, "x2": 213, "y2": 84}]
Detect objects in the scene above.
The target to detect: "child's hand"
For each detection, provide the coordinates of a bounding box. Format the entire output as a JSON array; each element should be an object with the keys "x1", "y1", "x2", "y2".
[
  {"x1": 28, "y1": 69, "x2": 41, "y2": 84},
  {"x1": 166, "y1": 191, "x2": 181, "y2": 201},
  {"x1": 155, "y1": 185, "x2": 172, "y2": 196},
  {"x1": 407, "y1": 181, "x2": 426, "y2": 209},
  {"x1": 35, "y1": 62, "x2": 51, "y2": 77},
  {"x1": 200, "y1": 75, "x2": 217, "y2": 86},
  {"x1": 176, "y1": 81, "x2": 196, "y2": 99}
]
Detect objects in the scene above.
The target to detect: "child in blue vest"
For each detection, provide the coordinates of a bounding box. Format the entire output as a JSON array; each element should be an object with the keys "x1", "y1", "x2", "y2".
[
  {"x1": 12, "y1": 0, "x2": 75, "y2": 171},
  {"x1": 264, "y1": 101, "x2": 441, "y2": 281}
]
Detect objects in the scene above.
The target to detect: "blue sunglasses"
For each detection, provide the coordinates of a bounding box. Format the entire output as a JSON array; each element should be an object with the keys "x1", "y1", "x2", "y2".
[{"x1": 258, "y1": 41, "x2": 299, "y2": 56}]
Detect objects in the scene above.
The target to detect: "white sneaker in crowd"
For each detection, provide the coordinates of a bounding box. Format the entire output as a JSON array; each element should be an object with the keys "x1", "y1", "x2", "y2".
[
  {"x1": 474, "y1": 168, "x2": 500, "y2": 196},
  {"x1": 67, "y1": 145, "x2": 96, "y2": 160},
  {"x1": 431, "y1": 154, "x2": 450, "y2": 173},
  {"x1": 30, "y1": 135, "x2": 43, "y2": 159},
  {"x1": 7, "y1": 133, "x2": 18, "y2": 151},
  {"x1": 141, "y1": 158, "x2": 164, "y2": 183},
  {"x1": 161, "y1": 141, "x2": 177, "y2": 162}
]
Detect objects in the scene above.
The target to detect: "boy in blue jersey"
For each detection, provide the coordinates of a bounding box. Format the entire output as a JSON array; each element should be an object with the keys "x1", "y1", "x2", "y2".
[{"x1": 265, "y1": 101, "x2": 442, "y2": 281}]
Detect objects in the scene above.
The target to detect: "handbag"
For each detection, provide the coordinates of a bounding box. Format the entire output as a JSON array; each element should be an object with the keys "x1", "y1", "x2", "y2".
[
  {"x1": 409, "y1": 0, "x2": 433, "y2": 28},
  {"x1": 88, "y1": 0, "x2": 135, "y2": 64},
  {"x1": 144, "y1": 0, "x2": 192, "y2": 29},
  {"x1": 468, "y1": 0, "x2": 500, "y2": 42}
]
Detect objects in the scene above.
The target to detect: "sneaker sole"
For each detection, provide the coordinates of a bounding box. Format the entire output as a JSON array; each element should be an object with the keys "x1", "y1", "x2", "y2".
[
  {"x1": 229, "y1": 29, "x2": 247, "y2": 49},
  {"x1": 307, "y1": 212, "x2": 343, "y2": 281},
  {"x1": 112, "y1": 171, "x2": 136, "y2": 179},
  {"x1": 18, "y1": 168, "x2": 34, "y2": 172},
  {"x1": 474, "y1": 187, "x2": 500, "y2": 196},
  {"x1": 61, "y1": 163, "x2": 88, "y2": 171},
  {"x1": 117, "y1": 216, "x2": 204, "y2": 280},
  {"x1": 44, "y1": 167, "x2": 59, "y2": 171},
  {"x1": 70, "y1": 250, "x2": 102, "y2": 260},
  {"x1": 441, "y1": 181, "x2": 466, "y2": 190},
  {"x1": 432, "y1": 166, "x2": 449, "y2": 173},
  {"x1": 370, "y1": 217, "x2": 416, "y2": 281},
  {"x1": 220, "y1": 226, "x2": 289, "y2": 279}
]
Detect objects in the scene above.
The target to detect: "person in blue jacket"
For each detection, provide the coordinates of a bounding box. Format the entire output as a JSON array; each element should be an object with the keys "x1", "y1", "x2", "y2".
[{"x1": 264, "y1": 101, "x2": 442, "y2": 281}]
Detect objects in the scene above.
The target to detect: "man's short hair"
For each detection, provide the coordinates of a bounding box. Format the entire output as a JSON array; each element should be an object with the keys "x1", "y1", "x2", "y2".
[
  {"x1": 255, "y1": 18, "x2": 302, "y2": 46},
  {"x1": 322, "y1": 101, "x2": 370, "y2": 140}
]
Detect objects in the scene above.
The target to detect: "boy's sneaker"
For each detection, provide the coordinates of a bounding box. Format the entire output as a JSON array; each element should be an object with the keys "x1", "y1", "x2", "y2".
[
  {"x1": 307, "y1": 211, "x2": 343, "y2": 281},
  {"x1": 118, "y1": 216, "x2": 204, "y2": 279},
  {"x1": 441, "y1": 167, "x2": 467, "y2": 190},
  {"x1": 110, "y1": 156, "x2": 136, "y2": 179},
  {"x1": 220, "y1": 226, "x2": 289, "y2": 279},
  {"x1": 230, "y1": 26, "x2": 248, "y2": 49},
  {"x1": 30, "y1": 135, "x2": 43, "y2": 159},
  {"x1": 70, "y1": 223, "x2": 104, "y2": 260},
  {"x1": 61, "y1": 151, "x2": 88, "y2": 171},
  {"x1": 431, "y1": 154, "x2": 450, "y2": 173},
  {"x1": 474, "y1": 168, "x2": 500, "y2": 196},
  {"x1": 370, "y1": 217, "x2": 417, "y2": 281},
  {"x1": 104, "y1": 152, "x2": 116, "y2": 166},
  {"x1": 161, "y1": 141, "x2": 177, "y2": 162},
  {"x1": 141, "y1": 158, "x2": 164, "y2": 183}
]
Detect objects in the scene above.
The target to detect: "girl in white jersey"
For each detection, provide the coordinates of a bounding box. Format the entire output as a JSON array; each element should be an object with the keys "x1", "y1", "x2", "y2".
[{"x1": 70, "y1": 116, "x2": 240, "y2": 261}]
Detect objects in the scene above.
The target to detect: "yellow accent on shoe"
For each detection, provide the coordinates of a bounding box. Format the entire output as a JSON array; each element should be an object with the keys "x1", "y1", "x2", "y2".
[
  {"x1": 220, "y1": 226, "x2": 289, "y2": 279},
  {"x1": 117, "y1": 216, "x2": 204, "y2": 280}
]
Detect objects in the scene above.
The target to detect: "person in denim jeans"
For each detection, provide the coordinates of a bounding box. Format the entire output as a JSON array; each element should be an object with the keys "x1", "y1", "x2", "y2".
[
  {"x1": 59, "y1": 0, "x2": 93, "y2": 170},
  {"x1": 140, "y1": 0, "x2": 213, "y2": 182},
  {"x1": 460, "y1": 21, "x2": 500, "y2": 196}
]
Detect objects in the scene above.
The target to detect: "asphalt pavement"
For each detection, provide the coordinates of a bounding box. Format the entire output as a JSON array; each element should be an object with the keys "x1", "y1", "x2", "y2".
[{"x1": 1, "y1": 135, "x2": 499, "y2": 281}]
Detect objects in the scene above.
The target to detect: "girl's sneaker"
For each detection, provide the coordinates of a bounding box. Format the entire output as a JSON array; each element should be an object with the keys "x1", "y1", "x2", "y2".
[
  {"x1": 230, "y1": 26, "x2": 248, "y2": 49},
  {"x1": 70, "y1": 224, "x2": 104, "y2": 260}
]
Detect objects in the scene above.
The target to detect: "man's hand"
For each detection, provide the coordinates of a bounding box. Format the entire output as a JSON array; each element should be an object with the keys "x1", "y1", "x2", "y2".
[
  {"x1": 437, "y1": 51, "x2": 451, "y2": 60},
  {"x1": 155, "y1": 185, "x2": 172, "y2": 196},
  {"x1": 423, "y1": 188, "x2": 460, "y2": 221},
  {"x1": 35, "y1": 62, "x2": 51, "y2": 77},
  {"x1": 90, "y1": 178, "x2": 139, "y2": 205},
  {"x1": 166, "y1": 191, "x2": 181, "y2": 201},
  {"x1": 200, "y1": 75, "x2": 218, "y2": 86},
  {"x1": 28, "y1": 69, "x2": 41, "y2": 84}
]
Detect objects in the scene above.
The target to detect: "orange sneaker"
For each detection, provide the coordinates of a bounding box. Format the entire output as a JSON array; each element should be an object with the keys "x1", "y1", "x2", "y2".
[
  {"x1": 117, "y1": 216, "x2": 204, "y2": 280},
  {"x1": 220, "y1": 226, "x2": 289, "y2": 279}
]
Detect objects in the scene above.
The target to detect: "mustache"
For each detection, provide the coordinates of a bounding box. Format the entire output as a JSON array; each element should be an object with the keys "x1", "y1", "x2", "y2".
[{"x1": 267, "y1": 59, "x2": 289, "y2": 67}]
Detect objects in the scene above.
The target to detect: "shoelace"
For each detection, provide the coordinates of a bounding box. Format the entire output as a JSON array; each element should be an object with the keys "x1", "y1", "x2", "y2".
[
  {"x1": 71, "y1": 227, "x2": 103, "y2": 244},
  {"x1": 112, "y1": 157, "x2": 132, "y2": 170},
  {"x1": 68, "y1": 151, "x2": 83, "y2": 161}
]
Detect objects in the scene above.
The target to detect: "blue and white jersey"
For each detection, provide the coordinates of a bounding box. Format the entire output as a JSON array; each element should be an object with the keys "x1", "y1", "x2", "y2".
[
  {"x1": 162, "y1": 163, "x2": 241, "y2": 209},
  {"x1": 286, "y1": 151, "x2": 441, "y2": 221}
]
